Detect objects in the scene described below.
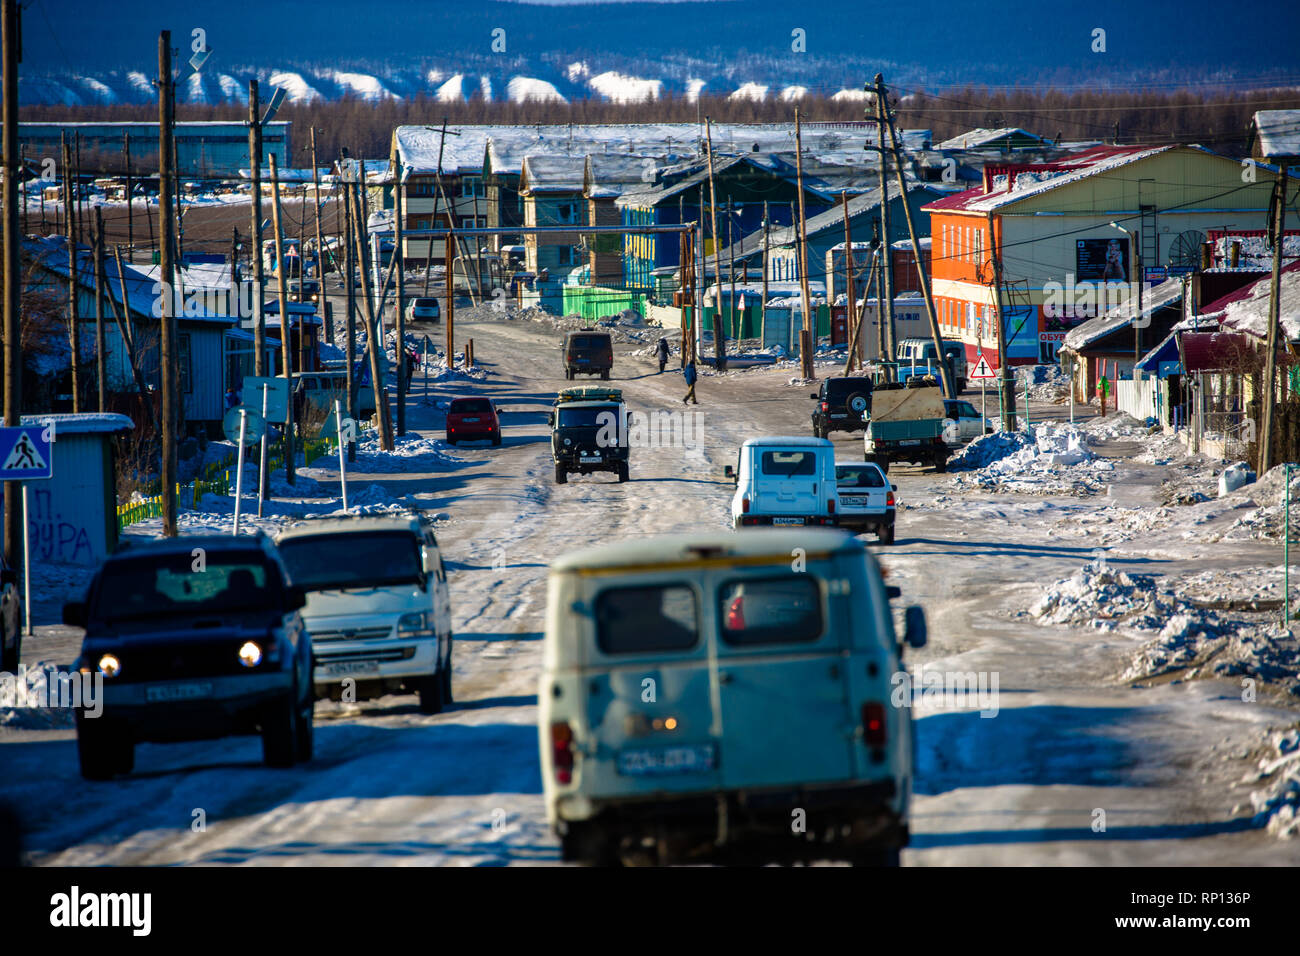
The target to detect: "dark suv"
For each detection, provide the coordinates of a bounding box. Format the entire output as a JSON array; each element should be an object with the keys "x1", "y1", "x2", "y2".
[
  {"x1": 810, "y1": 377, "x2": 874, "y2": 438},
  {"x1": 63, "y1": 534, "x2": 313, "y2": 780},
  {"x1": 563, "y1": 331, "x2": 614, "y2": 380}
]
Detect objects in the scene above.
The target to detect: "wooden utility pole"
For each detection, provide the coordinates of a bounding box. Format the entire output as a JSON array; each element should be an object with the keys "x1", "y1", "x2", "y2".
[
  {"x1": 1258, "y1": 165, "x2": 1289, "y2": 475},
  {"x1": 309, "y1": 127, "x2": 328, "y2": 342},
  {"x1": 342, "y1": 170, "x2": 357, "y2": 462},
  {"x1": 394, "y1": 160, "x2": 407, "y2": 435},
  {"x1": 794, "y1": 107, "x2": 815, "y2": 381},
  {"x1": 296, "y1": 184, "x2": 308, "y2": 375},
  {"x1": 873, "y1": 77, "x2": 896, "y2": 377},
  {"x1": 63, "y1": 136, "x2": 80, "y2": 412},
  {"x1": 268, "y1": 154, "x2": 296, "y2": 485},
  {"x1": 354, "y1": 177, "x2": 393, "y2": 450},
  {"x1": 123, "y1": 131, "x2": 133, "y2": 254},
  {"x1": 841, "y1": 192, "x2": 857, "y2": 373},
  {"x1": 421, "y1": 120, "x2": 452, "y2": 296},
  {"x1": 93, "y1": 206, "x2": 106, "y2": 411},
  {"x1": 248, "y1": 80, "x2": 266, "y2": 376},
  {"x1": 445, "y1": 229, "x2": 455, "y2": 366},
  {"x1": 988, "y1": 209, "x2": 1016, "y2": 431},
  {"x1": 157, "y1": 31, "x2": 178, "y2": 536},
  {"x1": 844, "y1": 248, "x2": 879, "y2": 375},
  {"x1": 704, "y1": 119, "x2": 727, "y2": 367},
  {"x1": 3, "y1": 0, "x2": 21, "y2": 566},
  {"x1": 881, "y1": 75, "x2": 955, "y2": 397},
  {"x1": 761, "y1": 200, "x2": 770, "y2": 341}
]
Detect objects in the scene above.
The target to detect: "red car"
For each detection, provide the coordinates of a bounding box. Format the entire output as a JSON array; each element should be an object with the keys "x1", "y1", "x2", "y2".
[{"x1": 446, "y1": 397, "x2": 502, "y2": 446}]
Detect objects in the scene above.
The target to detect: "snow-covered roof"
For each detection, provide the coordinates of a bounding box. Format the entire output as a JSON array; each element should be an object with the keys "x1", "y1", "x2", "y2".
[
  {"x1": 519, "y1": 154, "x2": 589, "y2": 194},
  {"x1": 935, "y1": 127, "x2": 1053, "y2": 151},
  {"x1": 1201, "y1": 259, "x2": 1300, "y2": 340},
  {"x1": 1254, "y1": 110, "x2": 1300, "y2": 160},
  {"x1": 1061, "y1": 277, "x2": 1186, "y2": 351},
  {"x1": 21, "y1": 412, "x2": 134, "y2": 434}
]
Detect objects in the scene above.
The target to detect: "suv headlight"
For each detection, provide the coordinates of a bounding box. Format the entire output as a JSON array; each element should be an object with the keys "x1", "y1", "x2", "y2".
[
  {"x1": 397, "y1": 612, "x2": 433, "y2": 635},
  {"x1": 98, "y1": 653, "x2": 122, "y2": 678},
  {"x1": 238, "y1": 641, "x2": 263, "y2": 668}
]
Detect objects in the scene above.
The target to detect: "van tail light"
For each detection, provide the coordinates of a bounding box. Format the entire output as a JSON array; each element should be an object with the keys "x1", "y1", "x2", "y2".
[
  {"x1": 741, "y1": 497, "x2": 750, "y2": 514},
  {"x1": 821, "y1": 402, "x2": 829, "y2": 412},
  {"x1": 862, "y1": 702, "x2": 887, "y2": 747},
  {"x1": 551, "y1": 722, "x2": 575, "y2": 785},
  {"x1": 828, "y1": 498, "x2": 835, "y2": 514},
  {"x1": 933, "y1": 436, "x2": 944, "y2": 444},
  {"x1": 886, "y1": 491, "x2": 895, "y2": 506}
]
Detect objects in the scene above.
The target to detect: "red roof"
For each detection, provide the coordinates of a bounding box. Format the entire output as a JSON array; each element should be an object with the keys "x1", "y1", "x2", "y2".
[
  {"x1": 1180, "y1": 331, "x2": 1256, "y2": 372},
  {"x1": 1199, "y1": 257, "x2": 1300, "y2": 315}
]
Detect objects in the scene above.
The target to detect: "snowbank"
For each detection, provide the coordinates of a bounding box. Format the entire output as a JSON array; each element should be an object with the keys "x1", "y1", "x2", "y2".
[
  {"x1": 1245, "y1": 728, "x2": 1300, "y2": 839},
  {"x1": 948, "y1": 422, "x2": 1113, "y2": 495}
]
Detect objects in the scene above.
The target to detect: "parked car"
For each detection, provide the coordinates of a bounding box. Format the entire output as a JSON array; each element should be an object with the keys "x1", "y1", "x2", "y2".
[
  {"x1": 835, "y1": 462, "x2": 896, "y2": 543},
  {"x1": 896, "y1": 337, "x2": 967, "y2": 393},
  {"x1": 406, "y1": 297, "x2": 441, "y2": 323},
  {"x1": 63, "y1": 534, "x2": 313, "y2": 779},
  {"x1": 726, "y1": 437, "x2": 838, "y2": 529},
  {"x1": 550, "y1": 386, "x2": 629, "y2": 483},
  {"x1": 562, "y1": 330, "x2": 614, "y2": 380},
  {"x1": 275, "y1": 512, "x2": 453, "y2": 714},
  {"x1": 0, "y1": 558, "x2": 20, "y2": 672},
  {"x1": 292, "y1": 371, "x2": 349, "y2": 420},
  {"x1": 942, "y1": 399, "x2": 994, "y2": 444},
  {"x1": 810, "y1": 376, "x2": 874, "y2": 438},
  {"x1": 445, "y1": 396, "x2": 502, "y2": 446},
  {"x1": 538, "y1": 528, "x2": 927, "y2": 866}
]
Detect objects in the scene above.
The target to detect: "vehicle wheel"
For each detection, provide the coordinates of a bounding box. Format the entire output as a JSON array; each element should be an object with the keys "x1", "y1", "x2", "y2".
[
  {"x1": 555, "y1": 463, "x2": 568, "y2": 484},
  {"x1": 600, "y1": 370, "x2": 610, "y2": 381},
  {"x1": 418, "y1": 670, "x2": 444, "y2": 715},
  {"x1": 0, "y1": 624, "x2": 18, "y2": 674},
  {"x1": 77, "y1": 718, "x2": 132, "y2": 780},
  {"x1": 850, "y1": 846, "x2": 901, "y2": 867},
  {"x1": 492, "y1": 432, "x2": 502, "y2": 447},
  {"x1": 934, "y1": 456, "x2": 947, "y2": 474},
  {"x1": 617, "y1": 462, "x2": 629, "y2": 483},
  {"x1": 293, "y1": 697, "x2": 314, "y2": 763},
  {"x1": 877, "y1": 458, "x2": 890, "y2": 475},
  {"x1": 565, "y1": 369, "x2": 574, "y2": 381},
  {"x1": 261, "y1": 696, "x2": 298, "y2": 768},
  {"x1": 878, "y1": 524, "x2": 895, "y2": 546},
  {"x1": 441, "y1": 643, "x2": 454, "y2": 704},
  {"x1": 846, "y1": 392, "x2": 869, "y2": 418},
  {"x1": 813, "y1": 423, "x2": 825, "y2": 439}
]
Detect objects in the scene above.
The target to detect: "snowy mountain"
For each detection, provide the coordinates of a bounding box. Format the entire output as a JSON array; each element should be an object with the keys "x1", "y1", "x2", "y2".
[{"x1": 17, "y1": 0, "x2": 1300, "y2": 106}]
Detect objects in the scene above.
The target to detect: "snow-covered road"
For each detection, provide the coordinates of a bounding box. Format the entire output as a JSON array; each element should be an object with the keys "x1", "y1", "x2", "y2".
[{"x1": 3, "y1": 314, "x2": 1297, "y2": 865}]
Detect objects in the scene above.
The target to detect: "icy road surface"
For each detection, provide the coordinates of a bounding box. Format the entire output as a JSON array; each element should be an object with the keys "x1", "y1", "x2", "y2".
[{"x1": 2, "y1": 314, "x2": 1297, "y2": 865}]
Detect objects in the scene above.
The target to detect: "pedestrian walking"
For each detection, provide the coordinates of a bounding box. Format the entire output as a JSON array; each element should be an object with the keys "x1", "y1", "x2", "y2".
[
  {"x1": 656, "y1": 336, "x2": 670, "y2": 373},
  {"x1": 682, "y1": 358, "x2": 698, "y2": 405}
]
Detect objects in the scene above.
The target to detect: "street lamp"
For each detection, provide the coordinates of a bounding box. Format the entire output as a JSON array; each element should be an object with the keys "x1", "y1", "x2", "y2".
[{"x1": 1108, "y1": 221, "x2": 1143, "y2": 370}]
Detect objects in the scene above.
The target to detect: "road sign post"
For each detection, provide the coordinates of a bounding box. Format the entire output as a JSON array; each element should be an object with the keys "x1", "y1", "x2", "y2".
[
  {"x1": 335, "y1": 400, "x2": 349, "y2": 513},
  {"x1": 1, "y1": 425, "x2": 54, "y2": 637},
  {"x1": 258, "y1": 383, "x2": 269, "y2": 516},
  {"x1": 233, "y1": 408, "x2": 248, "y2": 535},
  {"x1": 21, "y1": 483, "x2": 29, "y2": 635},
  {"x1": 970, "y1": 353, "x2": 996, "y2": 433}
]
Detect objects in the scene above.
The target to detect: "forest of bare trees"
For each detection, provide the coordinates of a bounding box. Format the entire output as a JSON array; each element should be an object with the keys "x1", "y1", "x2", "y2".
[{"x1": 22, "y1": 86, "x2": 1300, "y2": 162}]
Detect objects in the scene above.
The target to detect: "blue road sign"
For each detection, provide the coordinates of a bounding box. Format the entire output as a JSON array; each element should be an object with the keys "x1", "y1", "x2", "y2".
[{"x1": 0, "y1": 424, "x2": 53, "y2": 480}]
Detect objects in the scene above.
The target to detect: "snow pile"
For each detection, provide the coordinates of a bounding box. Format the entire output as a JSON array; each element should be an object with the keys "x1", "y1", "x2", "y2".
[
  {"x1": 1013, "y1": 364, "x2": 1069, "y2": 403},
  {"x1": 343, "y1": 432, "x2": 464, "y2": 474},
  {"x1": 1028, "y1": 560, "x2": 1173, "y2": 631},
  {"x1": 948, "y1": 422, "x2": 1114, "y2": 495},
  {"x1": 0, "y1": 664, "x2": 77, "y2": 730},
  {"x1": 1246, "y1": 728, "x2": 1300, "y2": 839},
  {"x1": 1221, "y1": 465, "x2": 1300, "y2": 541}
]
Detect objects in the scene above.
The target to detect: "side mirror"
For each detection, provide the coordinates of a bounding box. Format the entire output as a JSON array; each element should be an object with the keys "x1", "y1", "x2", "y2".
[
  {"x1": 891, "y1": 484, "x2": 898, "y2": 491},
  {"x1": 0, "y1": 568, "x2": 15, "y2": 586},
  {"x1": 903, "y1": 605, "x2": 927, "y2": 650},
  {"x1": 723, "y1": 465, "x2": 735, "y2": 479},
  {"x1": 285, "y1": 585, "x2": 308, "y2": 611},
  {"x1": 62, "y1": 601, "x2": 87, "y2": 627},
  {"x1": 885, "y1": 585, "x2": 902, "y2": 599},
  {"x1": 810, "y1": 393, "x2": 819, "y2": 399},
  {"x1": 547, "y1": 412, "x2": 555, "y2": 427}
]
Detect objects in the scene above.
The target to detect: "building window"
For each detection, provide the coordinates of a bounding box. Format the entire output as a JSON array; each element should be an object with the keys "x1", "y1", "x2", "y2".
[
  {"x1": 557, "y1": 201, "x2": 579, "y2": 225},
  {"x1": 975, "y1": 230, "x2": 983, "y2": 266},
  {"x1": 408, "y1": 180, "x2": 437, "y2": 198},
  {"x1": 942, "y1": 223, "x2": 948, "y2": 262},
  {"x1": 460, "y1": 176, "x2": 484, "y2": 198},
  {"x1": 558, "y1": 246, "x2": 578, "y2": 267}
]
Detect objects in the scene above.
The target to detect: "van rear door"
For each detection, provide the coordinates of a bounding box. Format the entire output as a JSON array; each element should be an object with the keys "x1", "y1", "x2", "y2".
[
  {"x1": 711, "y1": 569, "x2": 856, "y2": 787},
  {"x1": 753, "y1": 448, "x2": 822, "y2": 519}
]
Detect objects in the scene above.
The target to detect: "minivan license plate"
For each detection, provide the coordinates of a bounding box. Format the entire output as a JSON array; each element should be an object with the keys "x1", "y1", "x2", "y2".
[
  {"x1": 840, "y1": 495, "x2": 866, "y2": 506},
  {"x1": 772, "y1": 517, "x2": 803, "y2": 526},
  {"x1": 617, "y1": 744, "x2": 716, "y2": 776},
  {"x1": 324, "y1": 660, "x2": 379, "y2": 676},
  {"x1": 146, "y1": 682, "x2": 212, "y2": 703}
]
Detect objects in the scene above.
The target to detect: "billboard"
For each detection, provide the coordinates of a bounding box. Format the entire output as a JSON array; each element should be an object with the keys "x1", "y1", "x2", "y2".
[{"x1": 1076, "y1": 237, "x2": 1129, "y2": 282}]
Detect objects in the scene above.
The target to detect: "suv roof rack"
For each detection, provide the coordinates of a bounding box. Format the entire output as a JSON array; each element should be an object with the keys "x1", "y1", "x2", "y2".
[{"x1": 554, "y1": 386, "x2": 623, "y2": 404}]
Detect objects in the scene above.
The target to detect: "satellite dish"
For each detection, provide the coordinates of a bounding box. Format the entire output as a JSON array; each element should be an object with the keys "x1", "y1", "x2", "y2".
[{"x1": 1167, "y1": 230, "x2": 1206, "y2": 271}]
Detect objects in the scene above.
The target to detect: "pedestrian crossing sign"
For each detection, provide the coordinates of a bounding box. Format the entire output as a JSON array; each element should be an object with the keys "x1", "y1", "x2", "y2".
[{"x1": 0, "y1": 425, "x2": 54, "y2": 480}]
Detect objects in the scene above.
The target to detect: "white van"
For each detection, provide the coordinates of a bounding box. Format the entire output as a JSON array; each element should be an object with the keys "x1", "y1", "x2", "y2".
[
  {"x1": 538, "y1": 529, "x2": 927, "y2": 866},
  {"x1": 274, "y1": 512, "x2": 454, "y2": 713},
  {"x1": 725, "y1": 437, "x2": 838, "y2": 529}
]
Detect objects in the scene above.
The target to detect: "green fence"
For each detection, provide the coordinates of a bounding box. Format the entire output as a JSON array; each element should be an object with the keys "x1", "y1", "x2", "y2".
[{"x1": 562, "y1": 286, "x2": 649, "y2": 323}]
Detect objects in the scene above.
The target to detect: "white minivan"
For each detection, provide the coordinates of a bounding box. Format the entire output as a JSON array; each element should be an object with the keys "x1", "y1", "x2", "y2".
[
  {"x1": 275, "y1": 512, "x2": 454, "y2": 713},
  {"x1": 725, "y1": 437, "x2": 839, "y2": 529}
]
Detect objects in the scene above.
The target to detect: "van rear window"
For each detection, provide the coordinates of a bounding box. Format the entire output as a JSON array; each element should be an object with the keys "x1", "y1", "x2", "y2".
[
  {"x1": 760, "y1": 451, "x2": 817, "y2": 476},
  {"x1": 572, "y1": 334, "x2": 611, "y2": 349},
  {"x1": 595, "y1": 585, "x2": 698, "y2": 654},
  {"x1": 719, "y1": 577, "x2": 822, "y2": 646}
]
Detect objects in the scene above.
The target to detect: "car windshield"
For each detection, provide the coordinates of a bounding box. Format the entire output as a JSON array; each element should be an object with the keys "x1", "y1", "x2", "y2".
[
  {"x1": 719, "y1": 576, "x2": 823, "y2": 646},
  {"x1": 92, "y1": 551, "x2": 281, "y2": 623},
  {"x1": 836, "y1": 465, "x2": 886, "y2": 488},
  {"x1": 595, "y1": 584, "x2": 698, "y2": 654},
  {"x1": 558, "y1": 406, "x2": 617, "y2": 429},
  {"x1": 760, "y1": 450, "x2": 816, "y2": 477},
  {"x1": 277, "y1": 531, "x2": 422, "y2": 591},
  {"x1": 451, "y1": 399, "x2": 491, "y2": 413}
]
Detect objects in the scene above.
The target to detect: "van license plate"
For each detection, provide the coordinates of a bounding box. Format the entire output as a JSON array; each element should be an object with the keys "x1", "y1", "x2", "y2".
[
  {"x1": 617, "y1": 744, "x2": 716, "y2": 776},
  {"x1": 900, "y1": 439, "x2": 922, "y2": 446},
  {"x1": 146, "y1": 682, "x2": 212, "y2": 703},
  {"x1": 840, "y1": 495, "x2": 867, "y2": 506},
  {"x1": 324, "y1": 660, "x2": 379, "y2": 676},
  {"x1": 579, "y1": 454, "x2": 601, "y2": 462},
  {"x1": 772, "y1": 517, "x2": 803, "y2": 526}
]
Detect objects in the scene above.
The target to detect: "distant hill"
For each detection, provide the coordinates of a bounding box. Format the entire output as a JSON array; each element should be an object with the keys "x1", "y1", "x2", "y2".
[{"x1": 18, "y1": 0, "x2": 1300, "y2": 106}]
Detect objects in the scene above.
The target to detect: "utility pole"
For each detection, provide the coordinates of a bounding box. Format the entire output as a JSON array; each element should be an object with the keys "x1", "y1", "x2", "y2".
[
  {"x1": 157, "y1": 31, "x2": 178, "y2": 536},
  {"x1": 268, "y1": 154, "x2": 295, "y2": 485},
  {"x1": 794, "y1": 107, "x2": 815, "y2": 381},
  {"x1": 93, "y1": 206, "x2": 106, "y2": 411},
  {"x1": 445, "y1": 229, "x2": 454, "y2": 367},
  {"x1": 62, "y1": 136, "x2": 81, "y2": 412},
  {"x1": 881, "y1": 74, "x2": 955, "y2": 397},
  {"x1": 247, "y1": 80, "x2": 269, "y2": 501},
  {"x1": 988, "y1": 209, "x2": 1016, "y2": 431},
  {"x1": 342, "y1": 166, "x2": 357, "y2": 462},
  {"x1": 728, "y1": 198, "x2": 737, "y2": 340},
  {"x1": 354, "y1": 177, "x2": 393, "y2": 451},
  {"x1": 704, "y1": 118, "x2": 726, "y2": 368},
  {"x1": 394, "y1": 159, "x2": 407, "y2": 435},
  {"x1": 1258, "y1": 165, "x2": 1289, "y2": 475},
  {"x1": 309, "y1": 127, "x2": 327, "y2": 341},
  {"x1": 761, "y1": 199, "x2": 770, "y2": 341},
  {"x1": 841, "y1": 192, "x2": 857, "y2": 373},
  {"x1": 296, "y1": 184, "x2": 307, "y2": 375},
  {"x1": 873, "y1": 77, "x2": 896, "y2": 378},
  {"x1": 3, "y1": 0, "x2": 22, "y2": 567},
  {"x1": 123, "y1": 131, "x2": 133, "y2": 255}
]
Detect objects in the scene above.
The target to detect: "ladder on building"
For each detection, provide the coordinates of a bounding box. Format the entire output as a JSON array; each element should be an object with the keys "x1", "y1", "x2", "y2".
[{"x1": 1139, "y1": 204, "x2": 1159, "y2": 273}]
